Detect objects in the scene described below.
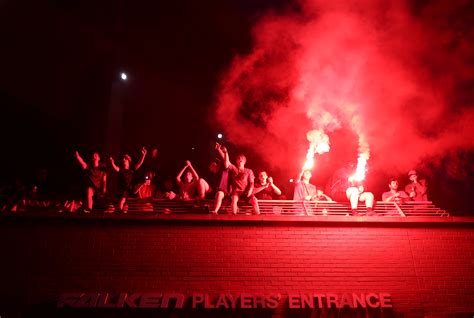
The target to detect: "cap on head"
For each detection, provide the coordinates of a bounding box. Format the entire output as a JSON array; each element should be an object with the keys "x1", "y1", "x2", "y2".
[{"x1": 408, "y1": 170, "x2": 417, "y2": 177}]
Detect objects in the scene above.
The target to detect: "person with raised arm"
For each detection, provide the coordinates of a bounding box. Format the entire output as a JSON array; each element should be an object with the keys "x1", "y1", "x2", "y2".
[
  {"x1": 176, "y1": 160, "x2": 210, "y2": 201},
  {"x1": 109, "y1": 147, "x2": 147, "y2": 212},
  {"x1": 75, "y1": 150, "x2": 107, "y2": 213},
  {"x1": 293, "y1": 169, "x2": 332, "y2": 201},
  {"x1": 405, "y1": 170, "x2": 428, "y2": 201},
  {"x1": 253, "y1": 171, "x2": 282, "y2": 200},
  {"x1": 209, "y1": 143, "x2": 231, "y2": 214},
  {"x1": 222, "y1": 145, "x2": 259, "y2": 215}
]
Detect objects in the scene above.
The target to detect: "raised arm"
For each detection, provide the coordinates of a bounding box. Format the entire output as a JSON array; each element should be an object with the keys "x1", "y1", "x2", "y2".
[
  {"x1": 268, "y1": 177, "x2": 282, "y2": 196},
  {"x1": 215, "y1": 142, "x2": 225, "y2": 159},
  {"x1": 176, "y1": 161, "x2": 190, "y2": 184},
  {"x1": 296, "y1": 170, "x2": 304, "y2": 184},
  {"x1": 186, "y1": 161, "x2": 200, "y2": 181},
  {"x1": 109, "y1": 157, "x2": 120, "y2": 172},
  {"x1": 134, "y1": 147, "x2": 147, "y2": 170},
  {"x1": 75, "y1": 151, "x2": 88, "y2": 170},
  {"x1": 215, "y1": 143, "x2": 230, "y2": 169}
]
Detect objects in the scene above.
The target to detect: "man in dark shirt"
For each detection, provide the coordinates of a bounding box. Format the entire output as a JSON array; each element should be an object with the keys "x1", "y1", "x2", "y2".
[
  {"x1": 254, "y1": 171, "x2": 282, "y2": 200},
  {"x1": 209, "y1": 145, "x2": 231, "y2": 215},
  {"x1": 405, "y1": 170, "x2": 428, "y2": 201},
  {"x1": 75, "y1": 151, "x2": 107, "y2": 213},
  {"x1": 110, "y1": 147, "x2": 147, "y2": 212}
]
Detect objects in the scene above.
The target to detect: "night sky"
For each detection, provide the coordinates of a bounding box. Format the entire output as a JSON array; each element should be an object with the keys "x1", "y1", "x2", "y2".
[{"x1": 1, "y1": 0, "x2": 473, "y2": 214}]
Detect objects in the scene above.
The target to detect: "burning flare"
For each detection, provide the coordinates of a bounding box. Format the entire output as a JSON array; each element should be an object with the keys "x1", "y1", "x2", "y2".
[
  {"x1": 348, "y1": 154, "x2": 369, "y2": 182},
  {"x1": 349, "y1": 134, "x2": 370, "y2": 183},
  {"x1": 302, "y1": 130, "x2": 330, "y2": 170}
]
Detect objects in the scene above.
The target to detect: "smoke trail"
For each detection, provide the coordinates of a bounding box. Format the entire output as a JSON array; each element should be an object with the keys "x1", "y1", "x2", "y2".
[{"x1": 214, "y1": 0, "x2": 474, "y2": 177}]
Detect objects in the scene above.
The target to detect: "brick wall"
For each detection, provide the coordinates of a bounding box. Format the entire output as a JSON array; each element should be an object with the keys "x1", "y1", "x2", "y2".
[{"x1": 0, "y1": 215, "x2": 473, "y2": 318}]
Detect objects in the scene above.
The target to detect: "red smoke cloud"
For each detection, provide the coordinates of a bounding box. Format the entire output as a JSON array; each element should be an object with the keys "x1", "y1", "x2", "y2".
[{"x1": 214, "y1": 0, "x2": 474, "y2": 178}]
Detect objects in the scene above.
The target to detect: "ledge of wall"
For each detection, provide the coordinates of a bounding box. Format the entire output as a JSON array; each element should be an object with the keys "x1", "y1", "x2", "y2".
[{"x1": 1, "y1": 211, "x2": 473, "y2": 228}]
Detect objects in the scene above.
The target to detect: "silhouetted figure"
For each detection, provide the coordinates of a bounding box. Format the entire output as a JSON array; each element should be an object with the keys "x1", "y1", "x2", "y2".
[
  {"x1": 133, "y1": 172, "x2": 156, "y2": 211},
  {"x1": 209, "y1": 144, "x2": 231, "y2": 215},
  {"x1": 176, "y1": 160, "x2": 210, "y2": 201},
  {"x1": 110, "y1": 147, "x2": 147, "y2": 212},
  {"x1": 75, "y1": 151, "x2": 107, "y2": 213},
  {"x1": 405, "y1": 170, "x2": 428, "y2": 201},
  {"x1": 253, "y1": 171, "x2": 282, "y2": 200}
]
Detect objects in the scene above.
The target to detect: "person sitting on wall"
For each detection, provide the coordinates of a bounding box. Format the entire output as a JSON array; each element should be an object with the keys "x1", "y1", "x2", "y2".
[
  {"x1": 223, "y1": 148, "x2": 259, "y2": 215},
  {"x1": 133, "y1": 172, "x2": 156, "y2": 211},
  {"x1": 109, "y1": 147, "x2": 147, "y2": 213},
  {"x1": 156, "y1": 175, "x2": 178, "y2": 201},
  {"x1": 327, "y1": 163, "x2": 353, "y2": 202},
  {"x1": 382, "y1": 178, "x2": 410, "y2": 203},
  {"x1": 293, "y1": 169, "x2": 332, "y2": 216},
  {"x1": 346, "y1": 182, "x2": 374, "y2": 216},
  {"x1": 253, "y1": 171, "x2": 282, "y2": 200},
  {"x1": 176, "y1": 160, "x2": 210, "y2": 202},
  {"x1": 74, "y1": 150, "x2": 107, "y2": 213},
  {"x1": 327, "y1": 163, "x2": 374, "y2": 216},
  {"x1": 293, "y1": 169, "x2": 332, "y2": 201},
  {"x1": 405, "y1": 170, "x2": 428, "y2": 201},
  {"x1": 209, "y1": 143, "x2": 231, "y2": 215}
]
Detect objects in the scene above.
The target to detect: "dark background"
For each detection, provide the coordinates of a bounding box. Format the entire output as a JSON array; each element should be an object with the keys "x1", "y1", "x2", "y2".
[{"x1": 0, "y1": 0, "x2": 472, "y2": 214}]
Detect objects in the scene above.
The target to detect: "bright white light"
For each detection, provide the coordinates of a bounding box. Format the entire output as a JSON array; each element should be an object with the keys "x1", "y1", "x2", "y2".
[
  {"x1": 120, "y1": 72, "x2": 127, "y2": 80},
  {"x1": 289, "y1": 179, "x2": 294, "y2": 183},
  {"x1": 217, "y1": 133, "x2": 223, "y2": 139}
]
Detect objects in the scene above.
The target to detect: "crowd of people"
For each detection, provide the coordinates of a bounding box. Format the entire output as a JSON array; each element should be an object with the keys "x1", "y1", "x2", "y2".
[{"x1": 0, "y1": 143, "x2": 428, "y2": 215}]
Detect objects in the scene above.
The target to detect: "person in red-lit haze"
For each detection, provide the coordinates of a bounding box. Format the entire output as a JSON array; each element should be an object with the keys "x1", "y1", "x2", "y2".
[
  {"x1": 133, "y1": 172, "x2": 156, "y2": 212},
  {"x1": 253, "y1": 171, "x2": 282, "y2": 200},
  {"x1": 74, "y1": 151, "x2": 107, "y2": 213},
  {"x1": 134, "y1": 172, "x2": 156, "y2": 199},
  {"x1": 209, "y1": 143, "x2": 231, "y2": 215},
  {"x1": 327, "y1": 164, "x2": 374, "y2": 216},
  {"x1": 142, "y1": 147, "x2": 163, "y2": 188},
  {"x1": 223, "y1": 148, "x2": 259, "y2": 215},
  {"x1": 327, "y1": 163, "x2": 353, "y2": 201},
  {"x1": 109, "y1": 147, "x2": 147, "y2": 213},
  {"x1": 405, "y1": 170, "x2": 428, "y2": 201},
  {"x1": 176, "y1": 160, "x2": 210, "y2": 201},
  {"x1": 346, "y1": 182, "x2": 375, "y2": 216},
  {"x1": 293, "y1": 169, "x2": 332, "y2": 201},
  {"x1": 382, "y1": 178, "x2": 410, "y2": 203}
]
